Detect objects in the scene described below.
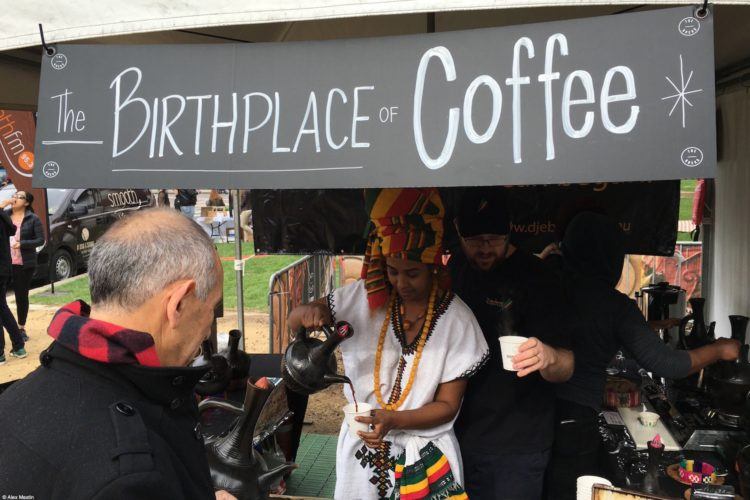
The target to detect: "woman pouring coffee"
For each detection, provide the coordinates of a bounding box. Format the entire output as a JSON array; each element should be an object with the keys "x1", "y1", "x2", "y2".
[{"x1": 288, "y1": 188, "x2": 489, "y2": 500}]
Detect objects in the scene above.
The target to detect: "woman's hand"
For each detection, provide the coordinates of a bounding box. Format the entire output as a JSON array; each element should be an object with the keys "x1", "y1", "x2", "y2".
[
  {"x1": 356, "y1": 409, "x2": 400, "y2": 448},
  {"x1": 297, "y1": 303, "x2": 330, "y2": 329},
  {"x1": 0, "y1": 199, "x2": 12, "y2": 209},
  {"x1": 288, "y1": 300, "x2": 332, "y2": 332}
]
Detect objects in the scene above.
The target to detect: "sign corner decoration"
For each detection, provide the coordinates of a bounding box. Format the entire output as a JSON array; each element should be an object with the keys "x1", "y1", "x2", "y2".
[{"x1": 33, "y1": 6, "x2": 715, "y2": 189}]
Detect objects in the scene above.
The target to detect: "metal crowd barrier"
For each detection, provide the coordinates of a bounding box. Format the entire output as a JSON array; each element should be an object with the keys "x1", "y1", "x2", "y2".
[{"x1": 267, "y1": 255, "x2": 338, "y2": 354}]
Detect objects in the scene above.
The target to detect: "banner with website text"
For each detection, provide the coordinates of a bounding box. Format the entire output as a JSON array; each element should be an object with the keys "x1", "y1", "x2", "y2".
[
  {"x1": 33, "y1": 7, "x2": 714, "y2": 189},
  {"x1": 251, "y1": 181, "x2": 680, "y2": 256}
]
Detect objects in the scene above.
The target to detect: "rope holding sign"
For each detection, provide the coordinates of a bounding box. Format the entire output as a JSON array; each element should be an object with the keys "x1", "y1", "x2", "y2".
[
  {"x1": 695, "y1": 1, "x2": 710, "y2": 19},
  {"x1": 38, "y1": 24, "x2": 55, "y2": 56}
]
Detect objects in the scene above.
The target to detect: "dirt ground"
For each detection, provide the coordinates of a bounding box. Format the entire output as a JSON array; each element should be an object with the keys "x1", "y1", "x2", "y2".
[{"x1": 0, "y1": 304, "x2": 346, "y2": 435}]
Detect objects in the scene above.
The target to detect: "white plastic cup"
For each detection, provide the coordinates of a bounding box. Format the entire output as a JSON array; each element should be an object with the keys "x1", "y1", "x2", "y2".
[
  {"x1": 499, "y1": 335, "x2": 529, "y2": 371},
  {"x1": 576, "y1": 475, "x2": 612, "y2": 500},
  {"x1": 638, "y1": 411, "x2": 660, "y2": 427},
  {"x1": 343, "y1": 402, "x2": 373, "y2": 437}
]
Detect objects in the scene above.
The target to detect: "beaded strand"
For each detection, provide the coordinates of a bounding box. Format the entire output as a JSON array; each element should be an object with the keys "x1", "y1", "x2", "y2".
[{"x1": 373, "y1": 278, "x2": 438, "y2": 411}]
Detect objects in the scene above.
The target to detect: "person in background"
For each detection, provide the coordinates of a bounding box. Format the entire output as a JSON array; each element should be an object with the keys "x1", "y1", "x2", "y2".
[
  {"x1": 206, "y1": 189, "x2": 226, "y2": 207},
  {"x1": 157, "y1": 189, "x2": 171, "y2": 207},
  {"x1": 546, "y1": 212, "x2": 741, "y2": 499},
  {"x1": 239, "y1": 190, "x2": 253, "y2": 242},
  {"x1": 0, "y1": 191, "x2": 44, "y2": 342},
  {"x1": 0, "y1": 208, "x2": 236, "y2": 499},
  {"x1": 175, "y1": 189, "x2": 198, "y2": 218},
  {"x1": 0, "y1": 198, "x2": 24, "y2": 364},
  {"x1": 449, "y1": 187, "x2": 574, "y2": 500}
]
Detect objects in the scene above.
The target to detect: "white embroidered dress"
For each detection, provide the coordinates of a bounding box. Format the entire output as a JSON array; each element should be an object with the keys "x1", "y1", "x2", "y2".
[{"x1": 328, "y1": 280, "x2": 489, "y2": 500}]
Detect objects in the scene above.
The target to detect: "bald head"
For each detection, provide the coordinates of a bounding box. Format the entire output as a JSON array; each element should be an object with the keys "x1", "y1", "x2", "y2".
[
  {"x1": 88, "y1": 207, "x2": 220, "y2": 310},
  {"x1": 103, "y1": 207, "x2": 196, "y2": 240}
]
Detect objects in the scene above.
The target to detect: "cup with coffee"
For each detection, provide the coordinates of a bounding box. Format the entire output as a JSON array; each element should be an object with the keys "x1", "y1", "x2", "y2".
[
  {"x1": 343, "y1": 402, "x2": 373, "y2": 437},
  {"x1": 499, "y1": 335, "x2": 529, "y2": 371}
]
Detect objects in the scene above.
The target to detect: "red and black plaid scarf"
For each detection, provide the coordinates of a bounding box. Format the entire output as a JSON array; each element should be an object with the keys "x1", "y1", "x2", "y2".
[{"x1": 48, "y1": 301, "x2": 161, "y2": 367}]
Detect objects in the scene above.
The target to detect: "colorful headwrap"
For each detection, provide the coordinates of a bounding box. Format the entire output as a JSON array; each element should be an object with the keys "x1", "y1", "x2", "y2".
[{"x1": 361, "y1": 188, "x2": 445, "y2": 309}]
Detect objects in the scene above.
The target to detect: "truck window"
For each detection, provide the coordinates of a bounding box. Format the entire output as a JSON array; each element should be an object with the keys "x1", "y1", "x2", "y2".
[
  {"x1": 47, "y1": 189, "x2": 70, "y2": 215},
  {"x1": 75, "y1": 190, "x2": 97, "y2": 211}
]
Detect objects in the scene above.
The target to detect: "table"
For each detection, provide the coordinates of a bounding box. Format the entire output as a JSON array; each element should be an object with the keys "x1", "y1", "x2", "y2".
[{"x1": 197, "y1": 214, "x2": 235, "y2": 242}]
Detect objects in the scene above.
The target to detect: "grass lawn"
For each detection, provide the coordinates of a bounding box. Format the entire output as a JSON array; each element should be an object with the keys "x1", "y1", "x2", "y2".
[
  {"x1": 677, "y1": 231, "x2": 694, "y2": 242},
  {"x1": 678, "y1": 179, "x2": 696, "y2": 221},
  {"x1": 681, "y1": 179, "x2": 697, "y2": 192},
  {"x1": 31, "y1": 243, "x2": 302, "y2": 312}
]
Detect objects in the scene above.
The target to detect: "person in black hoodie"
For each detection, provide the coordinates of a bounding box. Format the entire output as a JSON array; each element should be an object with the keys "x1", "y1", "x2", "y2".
[
  {"x1": 0, "y1": 200, "x2": 25, "y2": 364},
  {"x1": 545, "y1": 212, "x2": 740, "y2": 499}
]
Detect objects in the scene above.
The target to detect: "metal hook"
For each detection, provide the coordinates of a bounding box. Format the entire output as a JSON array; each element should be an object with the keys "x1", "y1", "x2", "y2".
[
  {"x1": 38, "y1": 24, "x2": 55, "y2": 56},
  {"x1": 695, "y1": 1, "x2": 709, "y2": 19}
]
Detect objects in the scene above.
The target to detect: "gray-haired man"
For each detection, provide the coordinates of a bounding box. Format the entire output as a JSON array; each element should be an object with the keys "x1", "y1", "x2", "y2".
[{"x1": 0, "y1": 208, "x2": 236, "y2": 499}]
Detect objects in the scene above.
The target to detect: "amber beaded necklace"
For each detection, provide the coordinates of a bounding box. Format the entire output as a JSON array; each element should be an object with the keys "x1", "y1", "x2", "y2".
[{"x1": 373, "y1": 279, "x2": 438, "y2": 411}]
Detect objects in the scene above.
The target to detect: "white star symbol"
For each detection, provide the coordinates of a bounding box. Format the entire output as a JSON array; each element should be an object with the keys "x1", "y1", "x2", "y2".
[{"x1": 661, "y1": 54, "x2": 703, "y2": 128}]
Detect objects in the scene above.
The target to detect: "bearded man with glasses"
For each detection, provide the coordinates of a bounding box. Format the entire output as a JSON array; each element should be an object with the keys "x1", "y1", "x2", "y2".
[{"x1": 449, "y1": 187, "x2": 575, "y2": 500}]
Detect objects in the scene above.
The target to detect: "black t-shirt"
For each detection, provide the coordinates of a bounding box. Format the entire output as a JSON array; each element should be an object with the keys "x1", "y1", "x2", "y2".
[{"x1": 450, "y1": 249, "x2": 571, "y2": 454}]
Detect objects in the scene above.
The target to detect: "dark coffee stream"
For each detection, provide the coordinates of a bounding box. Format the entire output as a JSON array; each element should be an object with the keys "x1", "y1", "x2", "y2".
[{"x1": 347, "y1": 381, "x2": 359, "y2": 412}]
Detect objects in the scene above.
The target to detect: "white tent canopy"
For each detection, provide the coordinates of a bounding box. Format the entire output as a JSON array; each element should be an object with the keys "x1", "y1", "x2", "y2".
[
  {"x1": 2, "y1": 1, "x2": 750, "y2": 109},
  {"x1": 2, "y1": 0, "x2": 748, "y2": 52}
]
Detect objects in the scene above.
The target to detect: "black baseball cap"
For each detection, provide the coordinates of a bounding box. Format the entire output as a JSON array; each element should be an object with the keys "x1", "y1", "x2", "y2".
[{"x1": 455, "y1": 187, "x2": 510, "y2": 237}]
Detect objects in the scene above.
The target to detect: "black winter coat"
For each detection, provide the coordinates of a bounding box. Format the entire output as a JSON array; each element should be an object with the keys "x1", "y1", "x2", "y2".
[
  {"x1": 0, "y1": 342, "x2": 215, "y2": 499},
  {"x1": 0, "y1": 211, "x2": 15, "y2": 277},
  {"x1": 6, "y1": 209, "x2": 44, "y2": 269}
]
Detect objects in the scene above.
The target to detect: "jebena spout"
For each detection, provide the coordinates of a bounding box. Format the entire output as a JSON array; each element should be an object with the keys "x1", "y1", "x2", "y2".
[{"x1": 323, "y1": 373, "x2": 351, "y2": 386}]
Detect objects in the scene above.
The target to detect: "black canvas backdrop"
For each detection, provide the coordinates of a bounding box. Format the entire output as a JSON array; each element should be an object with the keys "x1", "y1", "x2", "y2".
[{"x1": 251, "y1": 181, "x2": 680, "y2": 257}]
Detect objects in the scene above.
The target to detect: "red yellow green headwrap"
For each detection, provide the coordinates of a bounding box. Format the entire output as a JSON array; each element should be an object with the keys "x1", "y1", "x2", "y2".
[{"x1": 361, "y1": 188, "x2": 445, "y2": 309}]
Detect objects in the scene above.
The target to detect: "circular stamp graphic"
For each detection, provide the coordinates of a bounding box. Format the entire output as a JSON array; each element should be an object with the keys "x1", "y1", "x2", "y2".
[
  {"x1": 51, "y1": 53, "x2": 68, "y2": 70},
  {"x1": 43, "y1": 161, "x2": 60, "y2": 178},
  {"x1": 17, "y1": 151, "x2": 34, "y2": 173},
  {"x1": 681, "y1": 147, "x2": 703, "y2": 167},
  {"x1": 678, "y1": 17, "x2": 700, "y2": 37},
  {"x1": 81, "y1": 228, "x2": 90, "y2": 242}
]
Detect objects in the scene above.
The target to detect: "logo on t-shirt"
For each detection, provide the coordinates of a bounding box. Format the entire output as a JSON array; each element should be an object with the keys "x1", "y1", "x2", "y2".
[{"x1": 485, "y1": 297, "x2": 513, "y2": 310}]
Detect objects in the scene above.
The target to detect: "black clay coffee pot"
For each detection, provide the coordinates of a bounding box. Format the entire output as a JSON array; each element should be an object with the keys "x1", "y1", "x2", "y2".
[
  {"x1": 225, "y1": 329, "x2": 252, "y2": 386},
  {"x1": 730, "y1": 315, "x2": 750, "y2": 349},
  {"x1": 679, "y1": 298, "x2": 716, "y2": 350},
  {"x1": 195, "y1": 330, "x2": 253, "y2": 396},
  {"x1": 200, "y1": 379, "x2": 297, "y2": 500},
  {"x1": 282, "y1": 321, "x2": 353, "y2": 395},
  {"x1": 706, "y1": 315, "x2": 750, "y2": 413},
  {"x1": 195, "y1": 340, "x2": 232, "y2": 396}
]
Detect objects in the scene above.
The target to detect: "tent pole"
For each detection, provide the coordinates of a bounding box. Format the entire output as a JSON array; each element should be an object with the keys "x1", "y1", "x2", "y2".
[{"x1": 233, "y1": 189, "x2": 245, "y2": 350}]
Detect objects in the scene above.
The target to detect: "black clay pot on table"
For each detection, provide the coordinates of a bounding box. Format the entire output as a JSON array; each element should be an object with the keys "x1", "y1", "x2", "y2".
[
  {"x1": 194, "y1": 340, "x2": 232, "y2": 396},
  {"x1": 706, "y1": 315, "x2": 750, "y2": 414},
  {"x1": 679, "y1": 298, "x2": 715, "y2": 350},
  {"x1": 200, "y1": 379, "x2": 296, "y2": 500}
]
